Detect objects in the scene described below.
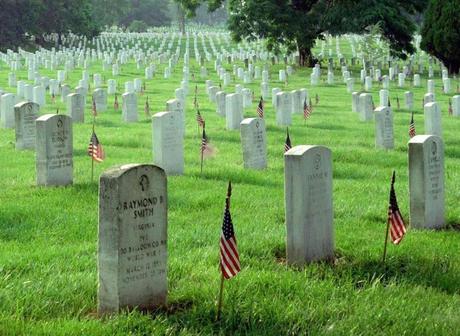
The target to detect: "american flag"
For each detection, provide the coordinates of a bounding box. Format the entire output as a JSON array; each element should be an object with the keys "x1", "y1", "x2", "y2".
[
  {"x1": 257, "y1": 97, "x2": 264, "y2": 118},
  {"x1": 284, "y1": 128, "x2": 292, "y2": 153},
  {"x1": 448, "y1": 99, "x2": 453, "y2": 116},
  {"x1": 303, "y1": 99, "x2": 312, "y2": 119},
  {"x1": 220, "y1": 181, "x2": 240, "y2": 279},
  {"x1": 193, "y1": 95, "x2": 198, "y2": 109},
  {"x1": 315, "y1": 93, "x2": 319, "y2": 105},
  {"x1": 201, "y1": 123, "x2": 209, "y2": 154},
  {"x1": 388, "y1": 171, "x2": 406, "y2": 244},
  {"x1": 144, "y1": 97, "x2": 150, "y2": 116},
  {"x1": 51, "y1": 92, "x2": 56, "y2": 104},
  {"x1": 88, "y1": 131, "x2": 105, "y2": 162},
  {"x1": 92, "y1": 98, "x2": 97, "y2": 116},
  {"x1": 409, "y1": 111, "x2": 416, "y2": 138},
  {"x1": 195, "y1": 85, "x2": 198, "y2": 95},
  {"x1": 196, "y1": 109, "x2": 205, "y2": 128},
  {"x1": 114, "y1": 94, "x2": 119, "y2": 110},
  {"x1": 396, "y1": 96, "x2": 400, "y2": 109},
  {"x1": 372, "y1": 99, "x2": 376, "y2": 110},
  {"x1": 388, "y1": 97, "x2": 391, "y2": 108}
]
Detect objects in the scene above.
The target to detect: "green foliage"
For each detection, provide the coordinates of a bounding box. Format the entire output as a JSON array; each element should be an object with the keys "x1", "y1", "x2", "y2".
[
  {"x1": 360, "y1": 23, "x2": 389, "y2": 64},
  {"x1": 421, "y1": 0, "x2": 460, "y2": 74},
  {"x1": 127, "y1": 20, "x2": 148, "y2": 33},
  {"x1": 0, "y1": 0, "x2": 99, "y2": 52},
  {"x1": 220, "y1": 0, "x2": 428, "y2": 66},
  {"x1": 119, "y1": 0, "x2": 172, "y2": 28}
]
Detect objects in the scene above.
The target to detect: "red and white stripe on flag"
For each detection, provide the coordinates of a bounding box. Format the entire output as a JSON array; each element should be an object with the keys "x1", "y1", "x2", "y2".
[
  {"x1": 388, "y1": 207, "x2": 406, "y2": 244},
  {"x1": 220, "y1": 233, "x2": 240, "y2": 279}
]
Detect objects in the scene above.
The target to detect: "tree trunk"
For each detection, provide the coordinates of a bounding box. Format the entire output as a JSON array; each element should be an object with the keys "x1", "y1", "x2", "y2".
[
  {"x1": 177, "y1": 4, "x2": 186, "y2": 34},
  {"x1": 298, "y1": 45, "x2": 314, "y2": 67}
]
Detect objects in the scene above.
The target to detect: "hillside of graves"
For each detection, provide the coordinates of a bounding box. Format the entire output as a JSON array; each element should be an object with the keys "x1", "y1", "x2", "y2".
[{"x1": 1, "y1": 30, "x2": 460, "y2": 335}]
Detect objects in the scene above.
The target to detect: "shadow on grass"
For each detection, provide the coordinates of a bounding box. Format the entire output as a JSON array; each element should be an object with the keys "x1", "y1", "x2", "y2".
[{"x1": 272, "y1": 244, "x2": 460, "y2": 295}]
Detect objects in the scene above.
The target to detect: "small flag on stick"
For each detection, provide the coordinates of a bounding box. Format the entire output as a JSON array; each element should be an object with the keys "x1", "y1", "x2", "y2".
[
  {"x1": 257, "y1": 97, "x2": 264, "y2": 118},
  {"x1": 51, "y1": 92, "x2": 56, "y2": 104},
  {"x1": 88, "y1": 131, "x2": 105, "y2": 163},
  {"x1": 284, "y1": 128, "x2": 292, "y2": 153},
  {"x1": 303, "y1": 98, "x2": 312, "y2": 120},
  {"x1": 382, "y1": 171, "x2": 407, "y2": 263},
  {"x1": 396, "y1": 96, "x2": 400, "y2": 109},
  {"x1": 114, "y1": 94, "x2": 119, "y2": 110},
  {"x1": 409, "y1": 111, "x2": 416, "y2": 138},
  {"x1": 315, "y1": 93, "x2": 319, "y2": 105},
  {"x1": 144, "y1": 97, "x2": 151, "y2": 117},
  {"x1": 196, "y1": 109, "x2": 205, "y2": 128},
  {"x1": 448, "y1": 98, "x2": 453, "y2": 116},
  {"x1": 92, "y1": 98, "x2": 97, "y2": 117},
  {"x1": 216, "y1": 181, "x2": 240, "y2": 321}
]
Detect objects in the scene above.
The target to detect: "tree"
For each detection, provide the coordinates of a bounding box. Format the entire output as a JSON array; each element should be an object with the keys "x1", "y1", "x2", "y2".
[
  {"x1": 119, "y1": 0, "x2": 171, "y2": 28},
  {"x1": 421, "y1": 0, "x2": 460, "y2": 74},
  {"x1": 221, "y1": 0, "x2": 427, "y2": 66},
  {"x1": 172, "y1": 0, "x2": 225, "y2": 32}
]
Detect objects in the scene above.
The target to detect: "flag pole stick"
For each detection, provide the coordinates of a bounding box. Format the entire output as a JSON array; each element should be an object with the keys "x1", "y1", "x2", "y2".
[
  {"x1": 216, "y1": 273, "x2": 225, "y2": 321},
  {"x1": 91, "y1": 117, "x2": 95, "y2": 182},
  {"x1": 200, "y1": 149, "x2": 204, "y2": 175},
  {"x1": 382, "y1": 214, "x2": 390, "y2": 265},
  {"x1": 382, "y1": 170, "x2": 395, "y2": 264}
]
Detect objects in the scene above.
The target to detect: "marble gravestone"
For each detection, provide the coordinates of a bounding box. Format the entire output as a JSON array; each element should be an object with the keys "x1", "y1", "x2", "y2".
[
  {"x1": 1, "y1": 93, "x2": 16, "y2": 128},
  {"x1": 122, "y1": 92, "x2": 138, "y2": 122},
  {"x1": 93, "y1": 89, "x2": 108, "y2": 113},
  {"x1": 225, "y1": 93, "x2": 243, "y2": 130},
  {"x1": 240, "y1": 118, "x2": 267, "y2": 170},
  {"x1": 408, "y1": 135, "x2": 445, "y2": 229},
  {"x1": 66, "y1": 93, "x2": 85, "y2": 123},
  {"x1": 152, "y1": 112, "x2": 184, "y2": 175},
  {"x1": 14, "y1": 101, "x2": 39, "y2": 150},
  {"x1": 424, "y1": 102, "x2": 442, "y2": 137},
  {"x1": 359, "y1": 93, "x2": 373, "y2": 121},
  {"x1": 166, "y1": 99, "x2": 185, "y2": 136},
  {"x1": 35, "y1": 114, "x2": 73, "y2": 186},
  {"x1": 216, "y1": 91, "x2": 226, "y2": 117},
  {"x1": 452, "y1": 96, "x2": 460, "y2": 117},
  {"x1": 98, "y1": 164, "x2": 167, "y2": 314},
  {"x1": 275, "y1": 91, "x2": 292, "y2": 126},
  {"x1": 284, "y1": 145, "x2": 334, "y2": 265},
  {"x1": 374, "y1": 106, "x2": 394, "y2": 149}
]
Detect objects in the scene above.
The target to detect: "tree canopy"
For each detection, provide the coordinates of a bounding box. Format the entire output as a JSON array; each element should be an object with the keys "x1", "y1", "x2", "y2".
[
  {"x1": 421, "y1": 0, "x2": 460, "y2": 74},
  {"x1": 218, "y1": 0, "x2": 427, "y2": 66}
]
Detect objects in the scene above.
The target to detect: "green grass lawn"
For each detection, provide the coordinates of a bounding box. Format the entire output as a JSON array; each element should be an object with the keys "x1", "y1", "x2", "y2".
[{"x1": 1, "y1": 34, "x2": 460, "y2": 335}]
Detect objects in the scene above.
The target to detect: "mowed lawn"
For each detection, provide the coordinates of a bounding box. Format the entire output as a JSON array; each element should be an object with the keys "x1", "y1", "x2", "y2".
[{"x1": 1, "y1": 35, "x2": 460, "y2": 335}]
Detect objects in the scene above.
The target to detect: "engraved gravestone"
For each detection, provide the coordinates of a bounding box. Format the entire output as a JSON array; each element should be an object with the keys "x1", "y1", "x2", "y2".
[
  {"x1": 122, "y1": 92, "x2": 138, "y2": 122},
  {"x1": 284, "y1": 145, "x2": 334, "y2": 265},
  {"x1": 359, "y1": 93, "x2": 373, "y2": 121},
  {"x1": 374, "y1": 106, "x2": 394, "y2": 149},
  {"x1": 275, "y1": 91, "x2": 292, "y2": 126},
  {"x1": 14, "y1": 101, "x2": 38, "y2": 150},
  {"x1": 98, "y1": 164, "x2": 167, "y2": 314},
  {"x1": 225, "y1": 93, "x2": 243, "y2": 130},
  {"x1": 216, "y1": 91, "x2": 226, "y2": 117},
  {"x1": 424, "y1": 102, "x2": 442, "y2": 136},
  {"x1": 93, "y1": 88, "x2": 108, "y2": 112},
  {"x1": 408, "y1": 135, "x2": 445, "y2": 229},
  {"x1": 1, "y1": 93, "x2": 16, "y2": 128},
  {"x1": 240, "y1": 118, "x2": 267, "y2": 170},
  {"x1": 35, "y1": 114, "x2": 73, "y2": 186},
  {"x1": 152, "y1": 112, "x2": 184, "y2": 175},
  {"x1": 66, "y1": 93, "x2": 85, "y2": 123}
]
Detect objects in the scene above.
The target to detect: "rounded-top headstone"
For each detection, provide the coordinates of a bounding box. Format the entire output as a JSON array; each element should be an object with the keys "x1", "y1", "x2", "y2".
[{"x1": 98, "y1": 164, "x2": 167, "y2": 315}]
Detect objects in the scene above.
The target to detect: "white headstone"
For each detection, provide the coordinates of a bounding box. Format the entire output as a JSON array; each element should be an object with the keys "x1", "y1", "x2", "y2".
[
  {"x1": 374, "y1": 106, "x2": 394, "y2": 149},
  {"x1": 35, "y1": 114, "x2": 73, "y2": 186},
  {"x1": 284, "y1": 145, "x2": 334, "y2": 265},
  {"x1": 225, "y1": 93, "x2": 243, "y2": 130},
  {"x1": 66, "y1": 93, "x2": 85, "y2": 123},
  {"x1": 14, "y1": 101, "x2": 38, "y2": 149},
  {"x1": 98, "y1": 164, "x2": 167, "y2": 314},
  {"x1": 275, "y1": 92, "x2": 292, "y2": 126},
  {"x1": 424, "y1": 102, "x2": 442, "y2": 137},
  {"x1": 122, "y1": 93, "x2": 138, "y2": 122},
  {"x1": 152, "y1": 112, "x2": 184, "y2": 175},
  {"x1": 409, "y1": 135, "x2": 445, "y2": 229},
  {"x1": 240, "y1": 118, "x2": 267, "y2": 170}
]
